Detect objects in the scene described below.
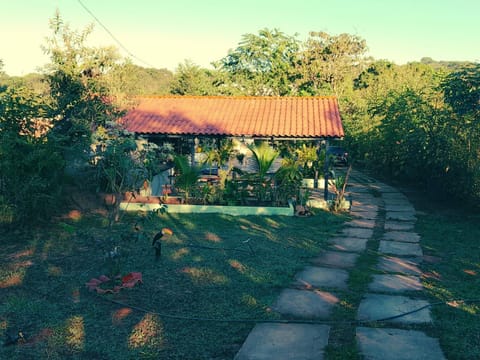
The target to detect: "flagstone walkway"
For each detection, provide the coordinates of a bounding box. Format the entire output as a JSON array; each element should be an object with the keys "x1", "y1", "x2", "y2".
[{"x1": 234, "y1": 170, "x2": 445, "y2": 360}]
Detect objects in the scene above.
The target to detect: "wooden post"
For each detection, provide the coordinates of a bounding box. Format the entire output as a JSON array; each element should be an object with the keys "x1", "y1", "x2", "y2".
[
  {"x1": 190, "y1": 138, "x2": 196, "y2": 167},
  {"x1": 324, "y1": 140, "x2": 329, "y2": 201},
  {"x1": 314, "y1": 140, "x2": 320, "y2": 189}
]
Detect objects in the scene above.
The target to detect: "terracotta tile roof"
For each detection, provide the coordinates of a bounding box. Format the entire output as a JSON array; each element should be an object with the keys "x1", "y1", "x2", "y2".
[{"x1": 121, "y1": 96, "x2": 344, "y2": 138}]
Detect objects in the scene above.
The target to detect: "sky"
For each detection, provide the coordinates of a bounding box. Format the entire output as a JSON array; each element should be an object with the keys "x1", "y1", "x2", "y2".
[{"x1": 1, "y1": 0, "x2": 479, "y2": 76}]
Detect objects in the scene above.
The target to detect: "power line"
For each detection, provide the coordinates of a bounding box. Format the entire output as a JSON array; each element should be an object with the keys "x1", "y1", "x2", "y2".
[{"x1": 76, "y1": 0, "x2": 156, "y2": 68}]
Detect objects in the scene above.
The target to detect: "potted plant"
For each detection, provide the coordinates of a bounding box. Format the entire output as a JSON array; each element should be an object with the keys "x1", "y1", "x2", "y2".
[{"x1": 173, "y1": 155, "x2": 201, "y2": 204}]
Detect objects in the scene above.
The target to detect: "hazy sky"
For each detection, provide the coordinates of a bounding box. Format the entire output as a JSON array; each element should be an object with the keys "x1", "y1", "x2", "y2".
[{"x1": 1, "y1": 0, "x2": 479, "y2": 75}]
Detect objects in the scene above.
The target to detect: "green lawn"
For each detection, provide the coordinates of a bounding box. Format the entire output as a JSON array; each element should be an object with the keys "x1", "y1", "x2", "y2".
[
  {"x1": 1, "y1": 192, "x2": 479, "y2": 359},
  {"x1": 0, "y1": 210, "x2": 345, "y2": 359},
  {"x1": 415, "y1": 209, "x2": 480, "y2": 360}
]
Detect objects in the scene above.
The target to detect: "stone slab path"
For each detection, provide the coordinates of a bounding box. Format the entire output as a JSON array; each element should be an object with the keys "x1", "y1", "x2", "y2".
[
  {"x1": 356, "y1": 327, "x2": 445, "y2": 360},
  {"x1": 234, "y1": 170, "x2": 445, "y2": 359},
  {"x1": 235, "y1": 323, "x2": 330, "y2": 360}
]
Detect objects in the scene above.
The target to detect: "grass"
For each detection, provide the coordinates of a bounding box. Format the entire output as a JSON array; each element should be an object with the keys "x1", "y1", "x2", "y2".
[
  {"x1": 414, "y1": 210, "x2": 480, "y2": 360},
  {"x1": 2, "y1": 187, "x2": 479, "y2": 359},
  {"x1": 324, "y1": 185, "x2": 480, "y2": 360},
  {"x1": 0, "y1": 209, "x2": 346, "y2": 359}
]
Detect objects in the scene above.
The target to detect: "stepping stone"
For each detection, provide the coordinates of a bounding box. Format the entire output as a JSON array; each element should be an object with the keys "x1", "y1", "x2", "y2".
[
  {"x1": 351, "y1": 199, "x2": 381, "y2": 208},
  {"x1": 357, "y1": 294, "x2": 431, "y2": 323},
  {"x1": 341, "y1": 227, "x2": 374, "y2": 239},
  {"x1": 352, "y1": 204, "x2": 379, "y2": 212},
  {"x1": 294, "y1": 266, "x2": 349, "y2": 290},
  {"x1": 386, "y1": 212, "x2": 417, "y2": 222},
  {"x1": 384, "y1": 204, "x2": 415, "y2": 212},
  {"x1": 235, "y1": 323, "x2": 330, "y2": 360},
  {"x1": 329, "y1": 237, "x2": 368, "y2": 252},
  {"x1": 369, "y1": 274, "x2": 423, "y2": 292},
  {"x1": 356, "y1": 327, "x2": 446, "y2": 360},
  {"x1": 345, "y1": 219, "x2": 376, "y2": 229},
  {"x1": 383, "y1": 231, "x2": 420, "y2": 243},
  {"x1": 377, "y1": 256, "x2": 422, "y2": 275},
  {"x1": 350, "y1": 194, "x2": 375, "y2": 200},
  {"x1": 384, "y1": 221, "x2": 415, "y2": 231},
  {"x1": 273, "y1": 288, "x2": 338, "y2": 319},
  {"x1": 379, "y1": 241, "x2": 423, "y2": 257},
  {"x1": 311, "y1": 251, "x2": 359, "y2": 269},
  {"x1": 351, "y1": 210, "x2": 378, "y2": 220}
]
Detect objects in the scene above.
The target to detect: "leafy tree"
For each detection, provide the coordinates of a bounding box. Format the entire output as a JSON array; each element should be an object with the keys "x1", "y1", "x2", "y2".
[
  {"x1": 367, "y1": 88, "x2": 438, "y2": 179},
  {"x1": 297, "y1": 32, "x2": 367, "y2": 96},
  {"x1": 0, "y1": 59, "x2": 7, "y2": 92},
  {"x1": 344, "y1": 61, "x2": 442, "y2": 162},
  {"x1": 170, "y1": 60, "x2": 223, "y2": 95},
  {"x1": 105, "y1": 61, "x2": 173, "y2": 96},
  {"x1": 440, "y1": 64, "x2": 480, "y2": 204},
  {"x1": 442, "y1": 64, "x2": 480, "y2": 118},
  {"x1": 42, "y1": 11, "x2": 124, "y2": 173},
  {"x1": 217, "y1": 28, "x2": 300, "y2": 95},
  {"x1": 0, "y1": 87, "x2": 64, "y2": 225}
]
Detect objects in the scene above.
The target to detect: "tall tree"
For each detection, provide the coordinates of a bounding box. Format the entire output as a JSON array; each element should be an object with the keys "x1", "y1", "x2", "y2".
[
  {"x1": 298, "y1": 32, "x2": 367, "y2": 96},
  {"x1": 217, "y1": 28, "x2": 300, "y2": 96},
  {"x1": 0, "y1": 86, "x2": 64, "y2": 225},
  {"x1": 42, "y1": 11, "x2": 124, "y2": 172},
  {"x1": 105, "y1": 61, "x2": 174, "y2": 96},
  {"x1": 170, "y1": 60, "x2": 222, "y2": 95},
  {"x1": 440, "y1": 64, "x2": 480, "y2": 203}
]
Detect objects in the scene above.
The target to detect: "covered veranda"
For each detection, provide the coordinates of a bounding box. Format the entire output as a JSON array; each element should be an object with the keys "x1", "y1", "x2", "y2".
[{"x1": 120, "y1": 95, "x2": 345, "y2": 200}]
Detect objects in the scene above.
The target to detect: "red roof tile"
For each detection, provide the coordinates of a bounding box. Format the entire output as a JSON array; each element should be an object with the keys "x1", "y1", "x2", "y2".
[{"x1": 120, "y1": 96, "x2": 344, "y2": 138}]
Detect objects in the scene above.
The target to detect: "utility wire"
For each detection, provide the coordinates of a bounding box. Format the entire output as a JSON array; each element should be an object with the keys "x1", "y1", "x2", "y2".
[
  {"x1": 92, "y1": 292, "x2": 480, "y2": 325},
  {"x1": 76, "y1": 0, "x2": 156, "y2": 68}
]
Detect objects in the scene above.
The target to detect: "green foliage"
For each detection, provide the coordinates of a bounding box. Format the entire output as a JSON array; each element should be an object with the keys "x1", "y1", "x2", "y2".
[
  {"x1": 218, "y1": 28, "x2": 300, "y2": 95},
  {"x1": 43, "y1": 11, "x2": 124, "y2": 165},
  {"x1": 347, "y1": 60, "x2": 480, "y2": 208},
  {"x1": 442, "y1": 63, "x2": 480, "y2": 118},
  {"x1": 367, "y1": 88, "x2": 436, "y2": 178},
  {"x1": 245, "y1": 142, "x2": 279, "y2": 204},
  {"x1": 298, "y1": 31, "x2": 367, "y2": 96},
  {"x1": 170, "y1": 60, "x2": 224, "y2": 95},
  {"x1": 294, "y1": 143, "x2": 324, "y2": 178},
  {"x1": 105, "y1": 61, "x2": 173, "y2": 95},
  {"x1": 0, "y1": 87, "x2": 64, "y2": 225},
  {"x1": 173, "y1": 155, "x2": 201, "y2": 203},
  {"x1": 93, "y1": 125, "x2": 140, "y2": 194},
  {"x1": 248, "y1": 141, "x2": 279, "y2": 178},
  {"x1": 274, "y1": 158, "x2": 303, "y2": 204}
]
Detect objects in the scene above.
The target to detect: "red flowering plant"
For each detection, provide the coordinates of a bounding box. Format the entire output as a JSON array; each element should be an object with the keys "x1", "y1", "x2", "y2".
[{"x1": 86, "y1": 272, "x2": 143, "y2": 294}]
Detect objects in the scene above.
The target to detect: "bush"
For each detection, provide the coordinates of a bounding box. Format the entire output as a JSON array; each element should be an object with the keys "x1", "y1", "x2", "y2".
[{"x1": 0, "y1": 87, "x2": 65, "y2": 225}]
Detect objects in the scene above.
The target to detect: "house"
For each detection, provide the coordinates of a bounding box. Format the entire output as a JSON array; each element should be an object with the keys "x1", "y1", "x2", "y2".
[
  {"x1": 120, "y1": 95, "x2": 344, "y2": 198},
  {"x1": 121, "y1": 95, "x2": 344, "y2": 141}
]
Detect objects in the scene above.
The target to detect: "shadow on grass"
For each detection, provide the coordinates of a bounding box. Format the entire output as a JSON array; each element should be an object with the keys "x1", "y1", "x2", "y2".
[
  {"x1": 0, "y1": 209, "x2": 346, "y2": 359},
  {"x1": 416, "y1": 212, "x2": 480, "y2": 360}
]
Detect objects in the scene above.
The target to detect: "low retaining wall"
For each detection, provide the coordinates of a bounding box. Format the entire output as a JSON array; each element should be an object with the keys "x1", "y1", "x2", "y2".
[{"x1": 120, "y1": 201, "x2": 294, "y2": 216}]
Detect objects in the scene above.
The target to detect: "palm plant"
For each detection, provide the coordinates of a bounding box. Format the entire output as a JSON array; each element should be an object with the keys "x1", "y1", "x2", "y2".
[
  {"x1": 248, "y1": 141, "x2": 279, "y2": 178},
  {"x1": 247, "y1": 142, "x2": 279, "y2": 203},
  {"x1": 274, "y1": 158, "x2": 303, "y2": 205},
  {"x1": 173, "y1": 155, "x2": 200, "y2": 204}
]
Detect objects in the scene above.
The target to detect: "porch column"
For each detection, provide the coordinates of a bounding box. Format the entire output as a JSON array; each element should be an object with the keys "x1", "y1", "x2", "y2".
[
  {"x1": 190, "y1": 137, "x2": 197, "y2": 167},
  {"x1": 324, "y1": 140, "x2": 329, "y2": 201}
]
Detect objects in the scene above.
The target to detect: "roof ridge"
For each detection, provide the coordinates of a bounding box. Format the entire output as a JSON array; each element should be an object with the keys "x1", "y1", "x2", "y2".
[{"x1": 137, "y1": 95, "x2": 338, "y2": 100}]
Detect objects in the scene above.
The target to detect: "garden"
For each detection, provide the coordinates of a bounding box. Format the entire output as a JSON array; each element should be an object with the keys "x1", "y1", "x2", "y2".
[{"x1": 95, "y1": 131, "x2": 347, "y2": 219}]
